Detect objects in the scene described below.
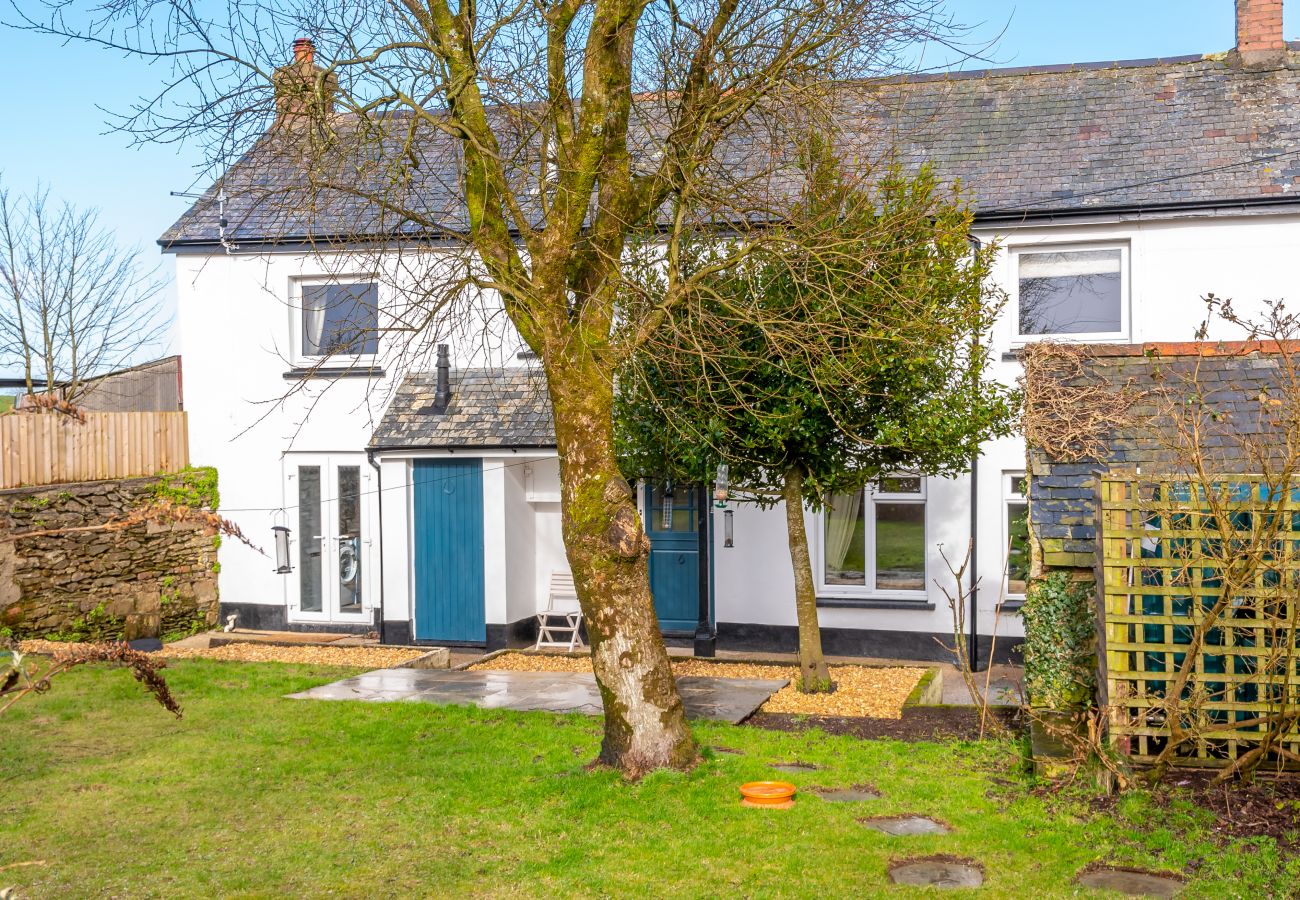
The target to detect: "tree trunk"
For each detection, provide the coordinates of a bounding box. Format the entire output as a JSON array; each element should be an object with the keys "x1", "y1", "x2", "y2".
[
  {"x1": 545, "y1": 355, "x2": 697, "y2": 777},
  {"x1": 782, "y1": 467, "x2": 833, "y2": 693}
]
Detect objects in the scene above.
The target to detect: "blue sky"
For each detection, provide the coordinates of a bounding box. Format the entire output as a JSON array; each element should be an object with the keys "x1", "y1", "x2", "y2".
[{"x1": 0, "y1": 1, "x2": 1296, "y2": 354}]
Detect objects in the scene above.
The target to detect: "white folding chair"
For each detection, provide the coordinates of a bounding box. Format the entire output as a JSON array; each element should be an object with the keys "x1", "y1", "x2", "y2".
[{"x1": 534, "y1": 571, "x2": 584, "y2": 651}]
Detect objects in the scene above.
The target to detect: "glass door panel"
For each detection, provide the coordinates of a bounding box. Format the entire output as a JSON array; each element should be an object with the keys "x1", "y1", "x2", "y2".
[
  {"x1": 297, "y1": 465, "x2": 324, "y2": 613},
  {"x1": 337, "y1": 465, "x2": 363, "y2": 614}
]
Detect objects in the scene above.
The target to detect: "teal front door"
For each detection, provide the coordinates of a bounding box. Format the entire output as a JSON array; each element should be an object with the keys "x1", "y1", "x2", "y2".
[
  {"x1": 645, "y1": 481, "x2": 700, "y2": 633},
  {"x1": 413, "y1": 459, "x2": 486, "y2": 643}
]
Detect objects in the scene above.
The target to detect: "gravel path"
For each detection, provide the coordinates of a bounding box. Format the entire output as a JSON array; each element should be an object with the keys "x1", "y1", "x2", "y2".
[
  {"x1": 470, "y1": 652, "x2": 925, "y2": 719},
  {"x1": 18, "y1": 639, "x2": 428, "y2": 670}
]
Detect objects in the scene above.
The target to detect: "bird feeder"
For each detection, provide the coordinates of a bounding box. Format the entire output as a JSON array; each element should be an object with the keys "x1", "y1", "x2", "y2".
[
  {"x1": 714, "y1": 463, "x2": 730, "y2": 507},
  {"x1": 661, "y1": 480, "x2": 674, "y2": 530},
  {"x1": 273, "y1": 525, "x2": 292, "y2": 574}
]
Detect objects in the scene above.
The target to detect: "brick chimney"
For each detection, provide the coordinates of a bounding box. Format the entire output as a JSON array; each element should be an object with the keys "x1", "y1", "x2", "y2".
[
  {"x1": 1236, "y1": 0, "x2": 1287, "y2": 64},
  {"x1": 272, "y1": 38, "x2": 338, "y2": 120}
]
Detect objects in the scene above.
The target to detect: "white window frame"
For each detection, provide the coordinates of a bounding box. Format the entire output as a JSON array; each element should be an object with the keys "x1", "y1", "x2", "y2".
[
  {"x1": 1003, "y1": 472, "x2": 1029, "y2": 600},
  {"x1": 1010, "y1": 242, "x2": 1130, "y2": 344},
  {"x1": 289, "y1": 275, "x2": 382, "y2": 367},
  {"x1": 815, "y1": 476, "x2": 927, "y2": 600}
]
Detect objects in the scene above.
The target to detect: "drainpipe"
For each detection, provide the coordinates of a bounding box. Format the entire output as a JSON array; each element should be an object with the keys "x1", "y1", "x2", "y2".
[
  {"x1": 969, "y1": 457, "x2": 980, "y2": 672},
  {"x1": 967, "y1": 232, "x2": 983, "y2": 673},
  {"x1": 366, "y1": 448, "x2": 386, "y2": 643},
  {"x1": 694, "y1": 484, "x2": 716, "y2": 657}
]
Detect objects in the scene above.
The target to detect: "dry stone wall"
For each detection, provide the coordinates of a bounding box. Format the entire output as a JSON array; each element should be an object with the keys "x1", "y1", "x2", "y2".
[{"x1": 0, "y1": 473, "x2": 219, "y2": 640}]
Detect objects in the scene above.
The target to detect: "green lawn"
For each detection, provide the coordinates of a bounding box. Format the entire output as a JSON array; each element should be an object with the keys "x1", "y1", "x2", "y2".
[{"x1": 1, "y1": 660, "x2": 1293, "y2": 897}]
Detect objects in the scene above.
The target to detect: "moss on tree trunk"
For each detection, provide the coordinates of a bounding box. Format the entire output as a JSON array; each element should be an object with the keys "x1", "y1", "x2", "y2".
[
  {"x1": 546, "y1": 356, "x2": 698, "y2": 776},
  {"x1": 782, "y1": 467, "x2": 833, "y2": 693}
]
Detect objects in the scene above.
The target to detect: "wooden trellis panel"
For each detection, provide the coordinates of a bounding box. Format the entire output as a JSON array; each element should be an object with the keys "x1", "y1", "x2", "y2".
[
  {"x1": 1101, "y1": 475, "x2": 1300, "y2": 770},
  {"x1": 0, "y1": 411, "x2": 189, "y2": 489}
]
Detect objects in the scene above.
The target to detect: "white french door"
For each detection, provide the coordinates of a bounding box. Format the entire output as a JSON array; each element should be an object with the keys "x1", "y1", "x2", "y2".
[{"x1": 285, "y1": 454, "x2": 376, "y2": 624}]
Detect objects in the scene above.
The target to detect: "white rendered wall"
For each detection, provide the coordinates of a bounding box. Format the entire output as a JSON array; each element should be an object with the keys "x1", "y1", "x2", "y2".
[
  {"x1": 171, "y1": 246, "x2": 519, "y2": 618},
  {"x1": 173, "y1": 210, "x2": 1300, "y2": 640},
  {"x1": 715, "y1": 211, "x2": 1300, "y2": 641},
  {"x1": 503, "y1": 461, "x2": 538, "y2": 623},
  {"x1": 379, "y1": 457, "x2": 412, "y2": 625}
]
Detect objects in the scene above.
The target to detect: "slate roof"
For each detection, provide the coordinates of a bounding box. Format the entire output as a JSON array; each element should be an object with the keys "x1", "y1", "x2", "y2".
[
  {"x1": 162, "y1": 52, "x2": 1300, "y2": 246},
  {"x1": 1027, "y1": 342, "x2": 1297, "y2": 569},
  {"x1": 369, "y1": 367, "x2": 554, "y2": 449}
]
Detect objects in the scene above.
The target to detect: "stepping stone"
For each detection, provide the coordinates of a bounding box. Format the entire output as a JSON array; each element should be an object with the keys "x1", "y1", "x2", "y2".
[
  {"x1": 814, "y1": 786, "x2": 880, "y2": 802},
  {"x1": 861, "y1": 815, "x2": 951, "y2": 836},
  {"x1": 1076, "y1": 867, "x2": 1184, "y2": 897},
  {"x1": 771, "y1": 762, "x2": 818, "y2": 773},
  {"x1": 710, "y1": 746, "x2": 743, "y2": 756},
  {"x1": 889, "y1": 857, "x2": 984, "y2": 889}
]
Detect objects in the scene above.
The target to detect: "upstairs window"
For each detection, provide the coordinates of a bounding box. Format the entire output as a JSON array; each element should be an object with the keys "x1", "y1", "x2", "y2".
[
  {"x1": 295, "y1": 280, "x2": 379, "y2": 361},
  {"x1": 822, "y1": 476, "x2": 926, "y2": 596},
  {"x1": 1014, "y1": 245, "x2": 1127, "y2": 341}
]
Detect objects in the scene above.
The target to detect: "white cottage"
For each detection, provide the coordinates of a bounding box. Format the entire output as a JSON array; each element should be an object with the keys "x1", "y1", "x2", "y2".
[{"x1": 163, "y1": 1, "x2": 1300, "y2": 663}]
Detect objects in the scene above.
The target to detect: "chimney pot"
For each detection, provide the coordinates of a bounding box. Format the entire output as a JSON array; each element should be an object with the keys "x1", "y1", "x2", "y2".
[
  {"x1": 429, "y1": 344, "x2": 452, "y2": 414},
  {"x1": 1236, "y1": 0, "x2": 1287, "y2": 64},
  {"x1": 273, "y1": 37, "x2": 338, "y2": 121}
]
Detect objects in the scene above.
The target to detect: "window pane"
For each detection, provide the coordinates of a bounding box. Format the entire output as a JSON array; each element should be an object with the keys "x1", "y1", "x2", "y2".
[
  {"x1": 824, "y1": 491, "x2": 866, "y2": 585},
  {"x1": 1018, "y1": 249, "x2": 1122, "y2": 335},
  {"x1": 875, "y1": 502, "x2": 925, "y2": 591},
  {"x1": 1007, "y1": 500, "x2": 1030, "y2": 595},
  {"x1": 877, "y1": 475, "x2": 922, "y2": 494},
  {"x1": 338, "y1": 465, "x2": 363, "y2": 613},
  {"x1": 302, "y1": 283, "x2": 379, "y2": 355},
  {"x1": 298, "y1": 466, "x2": 323, "y2": 612},
  {"x1": 651, "y1": 483, "x2": 697, "y2": 533},
  {"x1": 1010, "y1": 475, "x2": 1027, "y2": 497}
]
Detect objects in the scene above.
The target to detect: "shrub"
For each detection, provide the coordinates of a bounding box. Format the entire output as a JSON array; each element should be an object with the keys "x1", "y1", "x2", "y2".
[{"x1": 1021, "y1": 572, "x2": 1097, "y2": 710}]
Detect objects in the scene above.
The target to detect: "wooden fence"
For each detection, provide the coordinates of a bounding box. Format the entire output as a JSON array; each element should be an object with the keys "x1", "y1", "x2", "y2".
[
  {"x1": 1101, "y1": 475, "x2": 1300, "y2": 771},
  {"x1": 0, "y1": 411, "x2": 189, "y2": 489}
]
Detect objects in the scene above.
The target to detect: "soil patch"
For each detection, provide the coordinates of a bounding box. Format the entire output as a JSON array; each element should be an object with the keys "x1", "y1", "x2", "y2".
[
  {"x1": 471, "y1": 652, "x2": 925, "y2": 719},
  {"x1": 749, "y1": 705, "x2": 1022, "y2": 742},
  {"x1": 1085, "y1": 770, "x2": 1300, "y2": 849}
]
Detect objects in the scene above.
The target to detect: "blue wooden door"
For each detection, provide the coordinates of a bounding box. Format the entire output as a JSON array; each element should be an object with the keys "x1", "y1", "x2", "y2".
[
  {"x1": 413, "y1": 459, "x2": 486, "y2": 643},
  {"x1": 645, "y1": 482, "x2": 700, "y2": 633}
]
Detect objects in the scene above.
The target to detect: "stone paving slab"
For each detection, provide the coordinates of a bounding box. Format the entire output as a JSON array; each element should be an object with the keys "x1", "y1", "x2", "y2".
[{"x1": 287, "y1": 668, "x2": 787, "y2": 724}]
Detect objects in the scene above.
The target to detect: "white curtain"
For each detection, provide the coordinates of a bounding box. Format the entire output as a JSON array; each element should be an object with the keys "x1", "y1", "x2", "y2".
[
  {"x1": 824, "y1": 490, "x2": 862, "y2": 572},
  {"x1": 303, "y1": 289, "x2": 327, "y2": 354}
]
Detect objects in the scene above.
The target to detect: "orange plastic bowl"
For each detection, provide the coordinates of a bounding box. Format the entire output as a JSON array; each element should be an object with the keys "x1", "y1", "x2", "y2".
[{"x1": 740, "y1": 781, "x2": 797, "y2": 809}]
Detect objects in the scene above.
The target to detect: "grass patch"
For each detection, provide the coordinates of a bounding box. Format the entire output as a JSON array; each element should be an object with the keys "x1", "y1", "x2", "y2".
[{"x1": 1, "y1": 660, "x2": 1294, "y2": 897}]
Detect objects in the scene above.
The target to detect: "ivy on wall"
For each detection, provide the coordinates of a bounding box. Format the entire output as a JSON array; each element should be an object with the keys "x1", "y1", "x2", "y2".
[{"x1": 1021, "y1": 571, "x2": 1097, "y2": 710}]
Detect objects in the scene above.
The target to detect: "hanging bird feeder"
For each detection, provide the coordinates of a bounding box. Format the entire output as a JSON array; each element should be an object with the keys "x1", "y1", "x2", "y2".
[{"x1": 272, "y1": 521, "x2": 292, "y2": 574}]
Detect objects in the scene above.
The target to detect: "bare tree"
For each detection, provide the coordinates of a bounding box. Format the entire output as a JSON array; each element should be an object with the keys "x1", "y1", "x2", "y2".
[
  {"x1": 0, "y1": 183, "x2": 167, "y2": 400},
  {"x1": 18, "y1": 0, "x2": 973, "y2": 775}
]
